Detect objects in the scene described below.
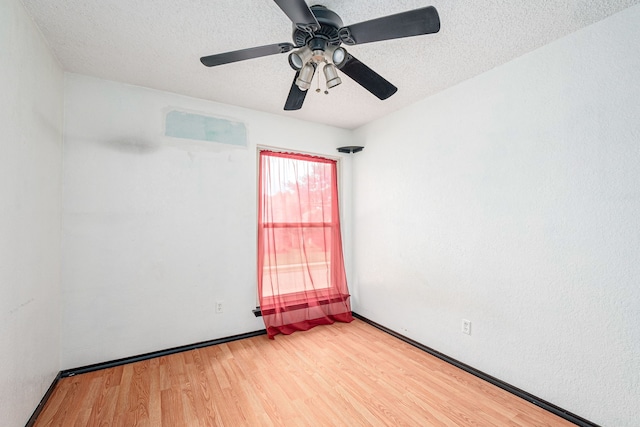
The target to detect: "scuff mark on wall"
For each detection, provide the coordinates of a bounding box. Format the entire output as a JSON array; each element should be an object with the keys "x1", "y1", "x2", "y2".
[
  {"x1": 104, "y1": 137, "x2": 160, "y2": 154},
  {"x1": 9, "y1": 298, "x2": 35, "y2": 315}
]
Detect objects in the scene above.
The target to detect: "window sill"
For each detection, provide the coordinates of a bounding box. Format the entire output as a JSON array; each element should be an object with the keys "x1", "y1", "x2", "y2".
[{"x1": 252, "y1": 293, "x2": 350, "y2": 317}]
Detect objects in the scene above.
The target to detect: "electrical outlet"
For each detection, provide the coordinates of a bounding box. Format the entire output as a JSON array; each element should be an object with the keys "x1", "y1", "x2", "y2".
[
  {"x1": 462, "y1": 319, "x2": 471, "y2": 335},
  {"x1": 216, "y1": 300, "x2": 224, "y2": 314}
]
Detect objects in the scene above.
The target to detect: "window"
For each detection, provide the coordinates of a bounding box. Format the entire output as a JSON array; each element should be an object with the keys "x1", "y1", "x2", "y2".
[{"x1": 257, "y1": 150, "x2": 352, "y2": 338}]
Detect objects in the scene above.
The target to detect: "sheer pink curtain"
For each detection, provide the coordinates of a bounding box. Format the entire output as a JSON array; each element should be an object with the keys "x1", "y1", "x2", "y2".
[{"x1": 258, "y1": 150, "x2": 352, "y2": 339}]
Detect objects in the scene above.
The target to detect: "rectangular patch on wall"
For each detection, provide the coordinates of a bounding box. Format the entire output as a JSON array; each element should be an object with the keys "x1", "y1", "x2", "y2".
[{"x1": 165, "y1": 110, "x2": 247, "y2": 147}]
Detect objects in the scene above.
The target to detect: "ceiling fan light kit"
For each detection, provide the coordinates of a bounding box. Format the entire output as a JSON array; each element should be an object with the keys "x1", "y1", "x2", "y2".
[
  {"x1": 296, "y1": 62, "x2": 316, "y2": 90},
  {"x1": 200, "y1": 1, "x2": 440, "y2": 111},
  {"x1": 323, "y1": 63, "x2": 341, "y2": 89}
]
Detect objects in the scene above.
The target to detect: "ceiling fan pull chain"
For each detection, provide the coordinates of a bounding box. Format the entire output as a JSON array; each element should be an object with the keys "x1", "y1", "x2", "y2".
[
  {"x1": 322, "y1": 61, "x2": 329, "y2": 95},
  {"x1": 316, "y1": 66, "x2": 321, "y2": 93}
]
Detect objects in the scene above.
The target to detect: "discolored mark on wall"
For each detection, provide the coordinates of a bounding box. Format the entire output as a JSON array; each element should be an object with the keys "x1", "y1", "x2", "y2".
[
  {"x1": 9, "y1": 298, "x2": 35, "y2": 315},
  {"x1": 165, "y1": 110, "x2": 247, "y2": 147},
  {"x1": 104, "y1": 137, "x2": 160, "y2": 154}
]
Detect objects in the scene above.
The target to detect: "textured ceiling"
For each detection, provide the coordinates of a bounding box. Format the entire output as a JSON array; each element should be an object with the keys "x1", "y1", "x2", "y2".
[{"x1": 22, "y1": 0, "x2": 640, "y2": 129}]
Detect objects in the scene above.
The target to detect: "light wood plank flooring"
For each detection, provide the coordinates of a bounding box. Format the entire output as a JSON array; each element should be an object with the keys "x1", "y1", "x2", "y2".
[{"x1": 34, "y1": 319, "x2": 575, "y2": 426}]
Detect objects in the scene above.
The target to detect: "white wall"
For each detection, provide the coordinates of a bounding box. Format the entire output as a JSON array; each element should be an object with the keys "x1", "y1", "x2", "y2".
[
  {"x1": 61, "y1": 74, "x2": 353, "y2": 368},
  {"x1": 352, "y1": 5, "x2": 640, "y2": 426},
  {"x1": 0, "y1": 0, "x2": 64, "y2": 425},
  {"x1": 6, "y1": 1, "x2": 637, "y2": 424}
]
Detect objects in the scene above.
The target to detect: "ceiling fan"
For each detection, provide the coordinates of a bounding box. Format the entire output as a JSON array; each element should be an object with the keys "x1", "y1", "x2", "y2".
[{"x1": 200, "y1": 1, "x2": 440, "y2": 111}]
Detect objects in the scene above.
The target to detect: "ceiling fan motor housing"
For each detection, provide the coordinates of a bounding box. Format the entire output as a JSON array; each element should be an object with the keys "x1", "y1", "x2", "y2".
[
  {"x1": 201, "y1": 1, "x2": 440, "y2": 110},
  {"x1": 293, "y1": 5, "x2": 344, "y2": 47}
]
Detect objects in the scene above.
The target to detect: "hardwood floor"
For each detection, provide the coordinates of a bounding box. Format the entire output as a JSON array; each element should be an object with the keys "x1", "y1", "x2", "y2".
[{"x1": 34, "y1": 319, "x2": 575, "y2": 426}]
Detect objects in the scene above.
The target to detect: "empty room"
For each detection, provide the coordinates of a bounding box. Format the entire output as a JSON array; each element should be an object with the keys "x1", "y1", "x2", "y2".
[{"x1": 2, "y1": 0, "x2": 639, "y2": 426}]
